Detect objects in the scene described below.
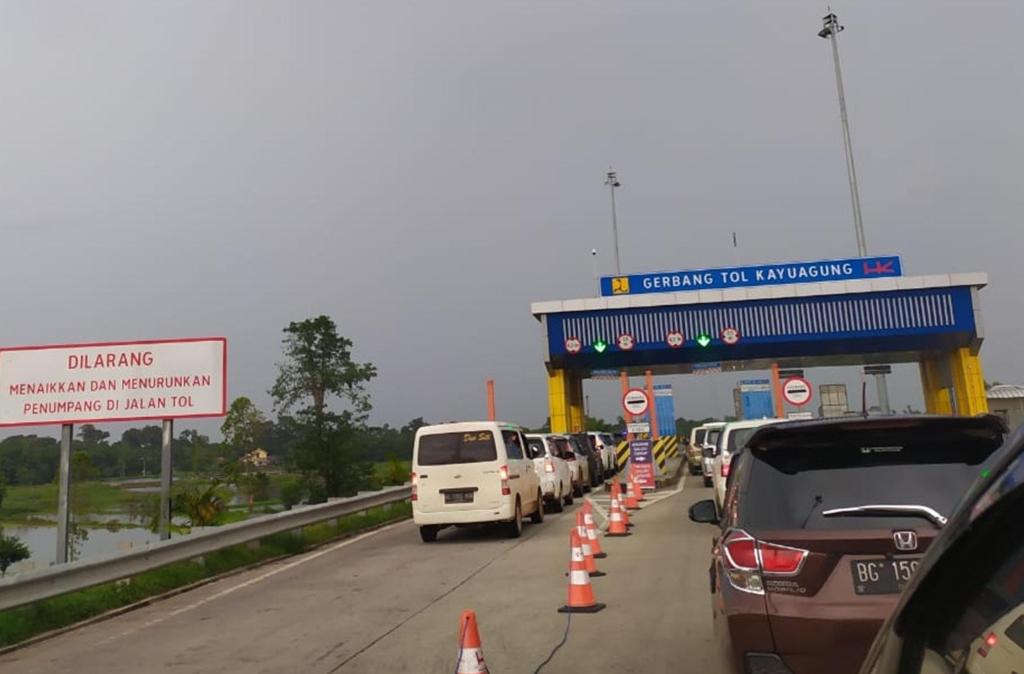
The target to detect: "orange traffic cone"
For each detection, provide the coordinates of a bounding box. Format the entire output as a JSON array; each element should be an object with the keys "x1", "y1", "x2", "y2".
[
  {"x1": 583, "y1": 510, "x2": 606, "y2": 558},
  {"x1": 558, "y1": 529, "x2": 606, "y2": 613},
  {"x1": 606, "y1": 497, "x2": 630, "y2": 536},
  {"x1": 610, "y1": 480, "x2": 633, "y2": 527},
  {"x1": 455, "y1": 610, "x2": 490, "y2": 674},
  {"x1": 632, "y1": 474, "x2": 646, "y2": 502},
  {"x1": 616, "y1": 489, "x2": 634, "y2": 527},
  {"x1": 576, "y1": 511, "x2": 606, "y2": 576},
  {"x1": 623, "y1": 478, "x2": 640, "y2": 510}
]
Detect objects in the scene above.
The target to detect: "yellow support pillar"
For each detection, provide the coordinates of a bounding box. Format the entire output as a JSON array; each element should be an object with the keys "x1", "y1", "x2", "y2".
[
  {"x1": 948, "y1": 347, "x2": 989, "y2": 416},
  {"x1": 567, "y1": 374, "x2": 585, "y2": 433},
  {"x1": 919, "y1": 357, "x2": 953, "y2": 415},
  {"x1": 548, "y1": 367, "x2": 570, "y2": 433}
]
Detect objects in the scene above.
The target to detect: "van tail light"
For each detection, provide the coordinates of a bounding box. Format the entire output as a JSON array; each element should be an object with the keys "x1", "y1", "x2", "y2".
[
  {"x1": 544, "y1": 459, "x2": 555, "y2": 473},
  {"x1": 410, "y1": 472, "x2": 418, "y2": 501},
  {"x1": 499, "y1": 465, "x2": 511, "y2": 495},
  {"x1": 721, "y1": 461, "x2": 731, "y2": 478},
  {"x1": 977, "y1": 632, "x2": 999, "y2": 658},
  {"x1": 720, "y1": 529, "x2": 809, "y2": 595}
]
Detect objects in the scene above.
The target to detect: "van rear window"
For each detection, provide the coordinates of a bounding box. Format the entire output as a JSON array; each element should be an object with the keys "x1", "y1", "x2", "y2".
[{"x1": 417, "y1": 431, "x2": 497, "y2": 465}]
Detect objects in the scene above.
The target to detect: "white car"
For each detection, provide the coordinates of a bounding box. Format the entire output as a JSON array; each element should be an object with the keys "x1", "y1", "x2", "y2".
[
  {"x1": 412, "y1": 421, "x2": 544, "y2": 542},
  {"x1": 565, "y1": 435, "x2": 592, "y2": 495},
  {"x1": 525, "y1": 434, "x2": 574, "y2": 511},
  {"x1": 548, "y1": 434, "x2": 584, "y2": 497},
  {"x1": 699, "y1": 422, "x2": 727, "y2": 487},
  {"x1": 587, "y1": 431, "x2": 618, "y2": 477},
  {"x1": 711, "y1": 418, "x2": 787, "y2": 511}
]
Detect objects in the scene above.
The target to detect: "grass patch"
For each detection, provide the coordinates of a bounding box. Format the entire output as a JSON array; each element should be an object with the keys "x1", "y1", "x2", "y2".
[
  {"x1": 1, "y1": 482, "x2": 137, "y2": 522},
  {"x1": 0, "y1": 501, "x2": 412, "y2": 648}
]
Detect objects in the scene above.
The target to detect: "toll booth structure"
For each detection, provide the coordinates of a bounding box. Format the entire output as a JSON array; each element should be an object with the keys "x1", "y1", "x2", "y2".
[{"x1": 532, "y1": 273, "x2": 989, "y2": 433}]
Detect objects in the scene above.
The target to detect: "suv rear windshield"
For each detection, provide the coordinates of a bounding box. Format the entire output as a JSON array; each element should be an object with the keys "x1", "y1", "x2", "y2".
[
  {"x1": 600, "y1": 434, "x2": 615, "y2": 447},
  {"x1": 741, "y1": 427, "x2": 1002, "y2": 531},
  {"x1": 694, "y1": 429, "x2": 707, "y2": 446},
  {"x1": 417, "y1": 431, "x2": 497, "y2": 465},
  {"x1": 706, "y1": 429, "x2": 721, "y2": 448}
]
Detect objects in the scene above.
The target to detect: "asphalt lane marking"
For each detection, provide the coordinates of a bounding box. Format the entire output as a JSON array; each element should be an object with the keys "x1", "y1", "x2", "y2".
[{"x1": 94, "y1": 519, "x2": 412, "y2": 647}]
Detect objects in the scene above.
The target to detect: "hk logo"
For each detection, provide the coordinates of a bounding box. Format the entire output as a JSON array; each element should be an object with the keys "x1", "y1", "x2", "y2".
[
  {"x1": 617, "y1": 334, "x2": 636, "y2": 351},
  {"x1": 666, "y1": 331, "x2": 684, "y2": 348},
  {"x1": 565, "y1": 337, "x2": 582, "y2": 354},
  {"x1": 893, "y1": 530, "x2": 918, "y2": 551},
  {"x1": 863, "y1": 260, "x2": 895, "y2": 275}
]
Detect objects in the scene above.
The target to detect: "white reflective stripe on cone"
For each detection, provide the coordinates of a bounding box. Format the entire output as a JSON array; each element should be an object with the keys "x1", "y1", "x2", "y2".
[
  {"x1": 571, "y1": 547, "x2": 584, "y2": 562},
  {"x1": 580, "y1": 540, "x2": 593, "y2": 556},
  {"x1": 457, "y1": 648, "x2": 489, "y2": 674},
  {"x1": 569, "y1": 570, "x2": 590, "y2": 585}
]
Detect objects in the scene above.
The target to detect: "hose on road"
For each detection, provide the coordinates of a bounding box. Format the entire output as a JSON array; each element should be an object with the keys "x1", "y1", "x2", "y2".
[{"x1": 530, "y1": 611, "x2": 571, "y2": 674}]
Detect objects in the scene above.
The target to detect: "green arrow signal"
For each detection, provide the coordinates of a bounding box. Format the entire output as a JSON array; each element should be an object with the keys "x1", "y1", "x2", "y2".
[
  {"x1": 593, "y1": 339, "x2": 608, "y2": 353},
  {"x1": 695, "y1": 333, "x2": 712, "y2": 348}
]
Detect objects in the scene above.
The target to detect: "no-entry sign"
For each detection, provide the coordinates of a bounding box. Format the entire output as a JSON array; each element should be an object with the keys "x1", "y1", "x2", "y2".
[
  {"x1": 782, "y1": 377, "x2": 813, "y2": 407},
  {"x1": 0, "y1": 338, "x2": 227, "y2": 427},
  {"x1": 622, "y1": 388, "x2": 650, "y2": 416}
]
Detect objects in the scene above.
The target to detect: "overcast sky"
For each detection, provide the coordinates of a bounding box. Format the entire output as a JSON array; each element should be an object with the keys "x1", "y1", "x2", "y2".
[{"x1": 2, "y1": 1, "x2": 1022, "y2": 439}]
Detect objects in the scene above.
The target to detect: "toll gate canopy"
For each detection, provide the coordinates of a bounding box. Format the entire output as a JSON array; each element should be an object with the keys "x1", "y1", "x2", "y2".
[{"x1": 532, "y1": 272, "x2": 989, "y2": 434}]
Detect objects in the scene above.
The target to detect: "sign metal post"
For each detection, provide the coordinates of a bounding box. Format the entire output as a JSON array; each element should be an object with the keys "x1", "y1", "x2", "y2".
[
  {"x1": 56, "y1": 423, "x2": 73, "y2": 564},
  {"x1": 159, "y1": 418, "x2": 174, "y2": 541}
]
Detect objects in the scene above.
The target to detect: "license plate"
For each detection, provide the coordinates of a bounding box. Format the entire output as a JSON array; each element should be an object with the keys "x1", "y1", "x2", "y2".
[
  {"x1": 444, "y1": 491, "x2": 474, "y2": 504},
  {"x1": 850, "y1": 557, "x2": 920, "y2": 595}
]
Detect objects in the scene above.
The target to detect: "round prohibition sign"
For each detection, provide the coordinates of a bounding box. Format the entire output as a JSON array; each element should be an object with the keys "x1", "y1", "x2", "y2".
[
  {"x1": 720, "y1": 327, "x2": 741, "y2": 346},
  {"x1": 782, "y1": 377, "x2": 813, "y2": 407},
  {"x1": 564, "y1": 337, "x2": 582, "y2": 354},
  {"x1": 617, "y1": 333, "x2": 636, "y2": 351},
  {"x1": 666, "y1": 330, "x2": 684, "y2": 348},
  {"x1": 622, "y1": 388, "x2": 650, "y2": 416}
]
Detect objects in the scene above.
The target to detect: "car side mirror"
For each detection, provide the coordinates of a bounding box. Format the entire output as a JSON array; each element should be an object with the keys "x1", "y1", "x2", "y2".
[{"x1": 689, "y1": 499, "x2": 719, "y2": 525}]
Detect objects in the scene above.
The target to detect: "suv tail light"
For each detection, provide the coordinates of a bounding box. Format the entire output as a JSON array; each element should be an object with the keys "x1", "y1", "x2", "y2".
[
  {"x1": 544, "y1": 459, "x2": 555, "y2": 473},
  {"x1": 410, "y1": 472, "x2": 418, "y2": 501},
  {"x1": 499, "y1": 465, "x2": 510, "y2": 495},
  {"x1": 721, "y1": 529, "x2": 809, "y2": 595},
  {"x1": 721, "y1": 460, "x2": 731, "y2": 478}
]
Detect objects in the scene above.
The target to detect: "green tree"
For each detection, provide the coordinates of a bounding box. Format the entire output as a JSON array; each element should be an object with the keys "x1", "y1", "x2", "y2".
[
  {"x1": 221, "y1": 397, "x2": 266, "y2": 461},
  {"x1": 174, "y1": 480, "x2": 227, "y2": 528},
  {"x1": 0, "y1": 530, "x2": 30, "y2": 576},
  {"x1": 78, "y1": 425, "x2": 110, "y2": 446},
  {"x1": 0, "y1": 472, "x2": 6, "y2": 510},
  {"x1": 71, "y1": 451, "x2": 99, "y2": 482},
  {"x1": 271, "y1": 316, "x2": 377, "y2": 497}
]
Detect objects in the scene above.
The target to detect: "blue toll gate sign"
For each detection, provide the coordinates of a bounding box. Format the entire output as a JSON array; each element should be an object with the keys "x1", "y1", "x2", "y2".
[{"x1": 601, "y1": 255, "x2": 902, "y2": 297}]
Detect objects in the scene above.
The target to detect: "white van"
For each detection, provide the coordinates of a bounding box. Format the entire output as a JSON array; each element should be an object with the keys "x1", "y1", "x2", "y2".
[
  {"x1": 711, "y1": 418, "x2": 786, "y2": 512},
  {"x1": 412, "y1": 421, "x2": 544, "y2": 542},
  {"x1": 699, "y1": 422, "x2": 727, "y2": 487}
]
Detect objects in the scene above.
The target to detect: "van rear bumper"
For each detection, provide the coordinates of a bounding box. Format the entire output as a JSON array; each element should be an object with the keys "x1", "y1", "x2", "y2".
[{"x1": 414, "y1": 502, "x2": 515, "y2": 525}]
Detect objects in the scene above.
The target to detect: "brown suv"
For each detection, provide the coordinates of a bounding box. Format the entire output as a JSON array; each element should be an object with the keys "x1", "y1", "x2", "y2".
[{"x1": 688, "y1": 415, "x2": 1006, "y2": 674}]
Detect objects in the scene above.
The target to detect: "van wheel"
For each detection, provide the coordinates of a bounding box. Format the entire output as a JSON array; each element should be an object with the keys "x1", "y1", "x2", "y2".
[
  {"x1": 508, "y1": 499, "x2": 523, "y2": 538},
  {"x1": 419, "y1": 526, "x2": 439, "y2": 543},
  {"x1": 531, "y1": 490, "x2": 545, "y2": 523},
  {"x1": 703, "y1": 476, "x2": 713, "y2": 488},
  {"x1": 564, "y1": 486, "x2": 574, "y2": 506},
  {"x1": 573, "y1": 480, "x2": 583, "y2": 498},
  {"x1": 549, "y1": 487, "x2": 564, "y2": 513}
]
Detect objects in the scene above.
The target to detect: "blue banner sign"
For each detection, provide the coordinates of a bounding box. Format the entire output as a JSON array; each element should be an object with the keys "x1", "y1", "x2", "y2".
[{"x1": 600, "y1": 255, "x2": 902, "y2": 297}]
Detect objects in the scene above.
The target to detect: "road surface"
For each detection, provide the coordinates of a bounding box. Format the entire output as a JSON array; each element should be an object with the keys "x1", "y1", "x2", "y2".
[{"x1": 0, "y1": 474, "x2": 723, "y2": 673}]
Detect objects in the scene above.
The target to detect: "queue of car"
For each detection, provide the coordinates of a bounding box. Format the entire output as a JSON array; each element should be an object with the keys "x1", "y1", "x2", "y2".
[
  {"x1": 688, "y1": 413, "x2": 1023, "y2": 674},
  {"x1": 411, "y1": 421, "x2": 621, "y2": 543}
]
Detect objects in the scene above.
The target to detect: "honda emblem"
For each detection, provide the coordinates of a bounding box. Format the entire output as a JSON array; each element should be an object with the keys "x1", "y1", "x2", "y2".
[{"x1": 893, "y1": 530, "x2": 918, "y2": 551}]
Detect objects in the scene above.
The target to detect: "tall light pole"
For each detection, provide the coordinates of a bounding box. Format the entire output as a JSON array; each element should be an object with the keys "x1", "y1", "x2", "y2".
[
  {"x1": 819, "y1": 10, "x2": 867, "y2": 257},
  {"x1": 820, "y1": 11, "x2": 889, "y2": 413},
  {"x1": 605, "y1": 169, "x2": 622, "y2": 275}
]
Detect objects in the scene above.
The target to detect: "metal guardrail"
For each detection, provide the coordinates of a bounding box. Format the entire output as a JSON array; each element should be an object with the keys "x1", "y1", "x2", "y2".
[{"x1": 0, "y1": 484, "x2": 412, "y2": 612}]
